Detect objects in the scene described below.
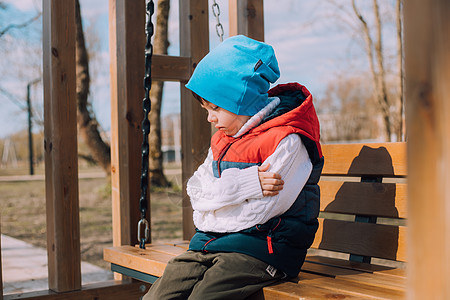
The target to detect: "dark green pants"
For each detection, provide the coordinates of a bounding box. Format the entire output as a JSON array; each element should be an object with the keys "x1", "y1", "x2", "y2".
[{"x1": 142, "y1": 251, "x2": 284, "y2": 300}]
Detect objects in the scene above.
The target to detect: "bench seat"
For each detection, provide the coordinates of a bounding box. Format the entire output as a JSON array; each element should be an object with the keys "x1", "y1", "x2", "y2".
[
  {"x1": 104, "y1": 242, "x2": 406, "y2": 299},
  {"x1": 104, "y1": 142, "x2": 407, "y2": 299}
]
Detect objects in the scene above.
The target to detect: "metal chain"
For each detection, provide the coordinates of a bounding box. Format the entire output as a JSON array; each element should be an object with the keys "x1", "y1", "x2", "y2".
[
  {"x1": 212, "y1": 0, "x2": 224, "y2": 42},
  {"x1": 138, "y1": 0, "x2": 154, "y2": 250}
]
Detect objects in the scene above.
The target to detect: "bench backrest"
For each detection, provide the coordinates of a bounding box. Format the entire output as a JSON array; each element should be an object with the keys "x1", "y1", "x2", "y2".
[{"x1": 312, "y1": 142, "x2": 407, "y2": 264}]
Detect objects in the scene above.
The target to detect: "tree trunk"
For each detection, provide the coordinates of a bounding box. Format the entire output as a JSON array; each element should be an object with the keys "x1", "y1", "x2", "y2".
[
  {"x1": 149, "y1": 0, "x2": 171, "y2": 187},
  {"x1": 75, "y1": 0, "x2": 111, "y2": 173},
  {"x1": 352, "y1": 0, "x2": 392, "y2": 141},
  {"x1": 373, "y1": 0, "x2": 393, "y2": 141}
]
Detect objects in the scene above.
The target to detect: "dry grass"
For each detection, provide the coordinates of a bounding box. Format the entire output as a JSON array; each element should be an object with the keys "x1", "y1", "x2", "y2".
[{"x1": 0, "y1": 165, "x2": 183, "y2": 270}]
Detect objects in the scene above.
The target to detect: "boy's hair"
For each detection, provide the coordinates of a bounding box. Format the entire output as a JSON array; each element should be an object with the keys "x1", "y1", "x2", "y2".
[{"x1": 191, "y1": 91, "x2": 206, "y2": 105}]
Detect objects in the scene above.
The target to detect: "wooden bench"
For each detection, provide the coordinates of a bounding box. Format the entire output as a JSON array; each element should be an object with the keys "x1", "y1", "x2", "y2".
[{"x1": 104, "y1": 142, "x2": 407, "y2": 299}]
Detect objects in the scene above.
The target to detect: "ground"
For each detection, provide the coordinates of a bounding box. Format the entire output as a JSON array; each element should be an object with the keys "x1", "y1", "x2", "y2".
[{"x1": 0, "y1": 163, "x2": 182, "y2": 270}]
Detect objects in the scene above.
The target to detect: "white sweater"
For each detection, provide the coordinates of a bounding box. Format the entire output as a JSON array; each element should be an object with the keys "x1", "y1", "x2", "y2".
[{"x1": 187, "y1": 99, "x2": 313, "y2": 233}]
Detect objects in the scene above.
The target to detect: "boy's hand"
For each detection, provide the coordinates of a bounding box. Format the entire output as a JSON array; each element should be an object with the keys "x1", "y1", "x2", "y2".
[{"x1": 258, "y1": 164, "x2": 284, "y2": 196}]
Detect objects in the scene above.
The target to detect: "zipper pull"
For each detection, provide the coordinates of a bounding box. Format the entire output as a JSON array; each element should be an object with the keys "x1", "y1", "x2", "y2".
[{"x1": 267, "y1": 231, "x2": 274, "y2": 254}]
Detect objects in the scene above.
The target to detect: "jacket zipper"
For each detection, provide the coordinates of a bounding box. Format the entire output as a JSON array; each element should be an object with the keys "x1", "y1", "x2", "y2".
[
  {"x1": 216, "y1": 142, "x2": 234, "y2": 177},
  {"x1": 266, "y1": 217, "x2": 282, "y2": 254},
  {"x1": 267, "y1": 232, "x2": 274, "y2": 254}
]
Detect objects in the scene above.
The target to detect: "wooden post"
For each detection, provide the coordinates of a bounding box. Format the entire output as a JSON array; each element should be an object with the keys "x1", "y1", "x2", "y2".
[
  {"x1": 109, "y1": 0, "x2": 148, "y2": 256},
  {"x1": 229, "y1": 0, "x2": 264, "y2": 41},
  {"x1": 404, "y1": 0, "x2": 450, "y2": 298},
  {"x1": 179, "y1": 0, "x2": 211, "y2": 240},
  {"x1": 43, "y1": 0, "x2": 81, "y2": 292}
]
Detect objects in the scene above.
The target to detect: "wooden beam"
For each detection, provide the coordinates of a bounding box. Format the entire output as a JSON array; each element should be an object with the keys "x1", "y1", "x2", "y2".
[
  {"x1": 3, "y1": 281, "x2": 149, "y2": 300},
  {"x1": 109, "y1": 0, "x2": 149, "y2": 254},
  {"x1": 179, "y1": 0, "x2": 211, "y2": 240},
  {"x1": 42, "y1": 0, "x2": 81, "y2": 292},
  {"x1": 404, "y1": 0, "x2": 450, "y2": 298},
  {"x1": 229, "y1": 0, "x2": 264, "y2": 41},
  {"x1": 152, "y1": 55, "x2": 190, "y2": 82},
  {"x1": 321, "y1": 142, "x2": 407, "y2": 177}
]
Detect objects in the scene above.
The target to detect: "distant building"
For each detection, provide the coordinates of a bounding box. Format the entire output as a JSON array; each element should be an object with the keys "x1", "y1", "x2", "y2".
[{"x1": 161, "y1": 113, "x2": 181, "y2": 163}]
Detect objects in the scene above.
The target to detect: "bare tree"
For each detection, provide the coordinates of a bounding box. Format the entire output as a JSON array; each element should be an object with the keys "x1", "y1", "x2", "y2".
[
  {"x1": 318, "y1": 74, "x2": 381, "y2": 142},
  {"x1": 149, "y1": 0, "x2": 171, "y2": 187},
  {"x1": 73, "y1": 0, "x2": 172, "y2": 181},
  {"x1": 75, "y1": 0, "x2": 111, "y2": 173},
  {"x1": 322, "y1": 0, "x2": 404, "y2": 141}
]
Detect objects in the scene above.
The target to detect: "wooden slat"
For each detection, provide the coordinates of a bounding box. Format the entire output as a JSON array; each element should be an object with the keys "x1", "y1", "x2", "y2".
[
  {"x1": 164, "y1": 240, "x2": 190, "y2": 250},
  {"x1": 152, "y1": 55, "x2": 190, "y2": 82},
  {"x1": 319, "y1": 181, "x2": 408, "y2": 218},
  {"x1": 104, "y1": 245, "x2": 177, "y2": 277},
  {"x1": 104, "y1": 243, "x2": 189, "y2": 279},
  {"x1": 109, "y1": 0, "x2": 148, "y2": 252},
  {"x1": 297, "y1": 272, "x2": 405, "y2": 299},
  {"x1": 405, "y1": 0, "x2": 450, "y2": 298},
  {"x1": 265, "y1": 271, "x2": 403, "y2": 300},
  {"x1": 336, "y1": 273, "x2": 406, "y2": 290},
  {"x1": 303, "y1": 260, "x2": 405, "y2": 290},
  {"x1": 302, "y1": 261, "x2": 404, "y2": 290},
  {"x1": 374, "y1": 267, "x2": 407, "y2": 278},
  {"x1": 312, "y1": 219, "x2": 407, "y2": 261},
  {"x1": 179, "y1": 0, "x2": 211, "y2": 240},
  {"x1": 43, "y1": 0, "x2": 81, "y2": 292},
  {"x1": 305, "y1": 255, "x2": 403, "y2": 275},
  {"x1": 229, "y1": 0, "x2": 265, "y2": 41},
  {"x1": 3, "y1": 281, "x2": 149, "y2": 300},
  {"x1": 301, "y1": 261, "x2": 363, "y2": 277},
  {"x1": 321, "y1": 142, "x2": 407, "y2": 177},
  {"x1": 140, "y1": 243, "x2": 188, "y2": 256},
  {"x1": 263, "y1": 279, "x2": 366, "y2": 300}
]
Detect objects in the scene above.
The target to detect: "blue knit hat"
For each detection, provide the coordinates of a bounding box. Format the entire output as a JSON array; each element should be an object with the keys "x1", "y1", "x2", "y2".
[{"x1": 185, "y1": 35, "x2": 280, "y2": 116}]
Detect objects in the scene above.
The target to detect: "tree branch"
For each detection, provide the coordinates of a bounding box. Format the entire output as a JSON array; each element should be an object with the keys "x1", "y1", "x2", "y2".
[
  {"x1": 0, "y1": 12, "x2": 41, "y2": 38},
  {"x1": 352, "y1": 0, "x2": 391, "y2": 140},
  {"x1": 373, "y1": 0, "x2": 392, "y2": 140}
]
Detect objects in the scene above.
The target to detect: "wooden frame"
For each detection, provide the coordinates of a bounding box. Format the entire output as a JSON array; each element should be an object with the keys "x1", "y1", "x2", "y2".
[
  {"x1": 404, "y1": 0, "x2": 450, "y2": 298},
  {"x1": 179, "y1": 0, "x2": 211, "y2": 240},
  {"x1": 109, "y1": 0, "x2": 147, "y2": 259},
  {"x1": 2, "y1": 0, "x2": 450, "y2": 299},
  {"x1": 229, "y1": 0, "x2": 264, "y2": 41},
  {"x1": 42, "y1": 0, "x2": 81, "y2": 292}
]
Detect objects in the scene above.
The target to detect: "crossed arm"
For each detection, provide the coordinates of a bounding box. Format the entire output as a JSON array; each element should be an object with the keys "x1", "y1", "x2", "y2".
[
  {"x1": 187, "y1": 134, "x2": 312, "y2": 232},
  {"x1": 257, "y1": 163, "x2": 284, "y2": 196}
]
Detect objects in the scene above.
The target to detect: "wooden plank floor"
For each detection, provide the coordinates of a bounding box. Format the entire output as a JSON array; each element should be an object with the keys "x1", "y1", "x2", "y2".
[{"x1": 104, "y1": 243, "x2": 406, "y2": 299}]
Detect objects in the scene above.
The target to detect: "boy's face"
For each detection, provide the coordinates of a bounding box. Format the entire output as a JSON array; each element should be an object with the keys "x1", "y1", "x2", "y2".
[{"x1": 201, "y1": 100, "x2": 251, "y2": 136}]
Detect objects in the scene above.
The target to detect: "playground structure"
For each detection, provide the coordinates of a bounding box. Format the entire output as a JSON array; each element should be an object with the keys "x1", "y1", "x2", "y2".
[{"x1": 1, "y1": 0, "x2": 450, "y2": 299}]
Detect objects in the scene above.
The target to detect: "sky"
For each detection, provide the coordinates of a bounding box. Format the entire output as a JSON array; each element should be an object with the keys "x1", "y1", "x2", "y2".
[{"x1": 0, "y1": 0, "x2": 396, "y2": 139}]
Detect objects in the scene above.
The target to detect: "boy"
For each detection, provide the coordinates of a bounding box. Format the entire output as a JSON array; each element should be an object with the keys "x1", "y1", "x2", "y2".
[{"x1": 143, "y1": 35, "x2": 323, "y2": 300}]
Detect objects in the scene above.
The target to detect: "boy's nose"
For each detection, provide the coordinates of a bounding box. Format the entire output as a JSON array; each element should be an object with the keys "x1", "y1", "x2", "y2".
[{"x1": 207, "y1": 112, "x2": 217, "y2": 123}]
